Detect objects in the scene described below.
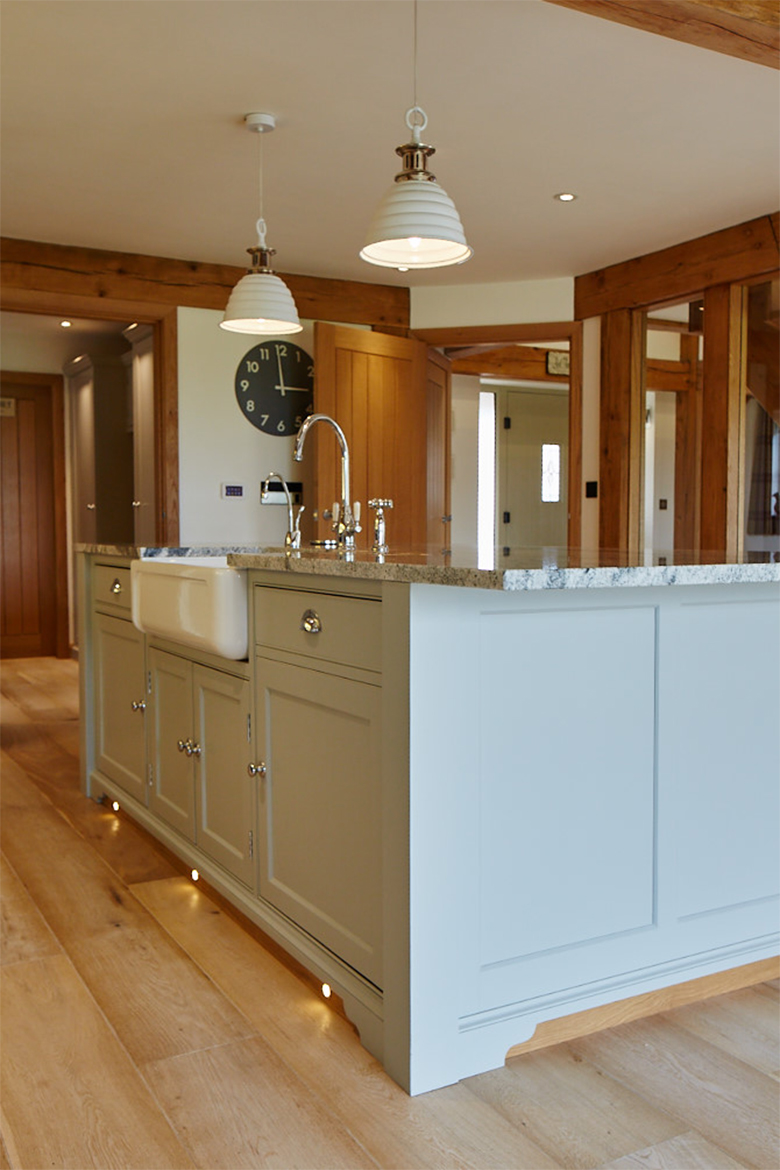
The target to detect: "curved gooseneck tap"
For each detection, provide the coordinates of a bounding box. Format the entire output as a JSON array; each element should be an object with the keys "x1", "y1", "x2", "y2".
[
  {"x1": 293, "y1": 414, "x2": 360, "y2": 550},
  {"x1": 261, "y1": 471, "x2": 303, "y2": 549}
]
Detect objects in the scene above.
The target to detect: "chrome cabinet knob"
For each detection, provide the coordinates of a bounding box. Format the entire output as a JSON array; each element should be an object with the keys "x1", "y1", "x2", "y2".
[
  {"x1": 131, "y1": 700, "x2": 146, "y2": 713},
  {"x1": 177, "y1": 738, "x2": 188, "y2": 753},
  {"x1": 301, "y1": 609, "x2": 322, "y2": 635},
  {"x1": 111, "y1": 579, "x2": 122, "y2": 594},
  {"x1": 248, "y1": 762, "x2": 267, "y2": 778},
  {"x1": 190, "y1": 742, "x2": 202, "y2": 758}
]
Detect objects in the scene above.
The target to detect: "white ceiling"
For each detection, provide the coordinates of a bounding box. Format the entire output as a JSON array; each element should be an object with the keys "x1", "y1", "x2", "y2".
[{"x1": 1, "y1": 0, "x2": 778, "y2": 291}]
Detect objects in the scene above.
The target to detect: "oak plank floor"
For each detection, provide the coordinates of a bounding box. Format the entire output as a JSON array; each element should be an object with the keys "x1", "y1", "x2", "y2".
[{"x1": 2, "y1": 656, "x2": 779, "y2": 1170}]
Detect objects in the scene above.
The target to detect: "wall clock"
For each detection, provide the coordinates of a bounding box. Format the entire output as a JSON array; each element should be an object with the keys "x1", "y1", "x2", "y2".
[{"x1": 235, "y1": 340, "x2": 314, "y2": 436}]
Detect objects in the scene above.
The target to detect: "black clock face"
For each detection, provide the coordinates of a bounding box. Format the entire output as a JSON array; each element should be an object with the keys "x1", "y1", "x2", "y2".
[{"x1": 235, "y1": 341, "x2": 314, "y2": 436}]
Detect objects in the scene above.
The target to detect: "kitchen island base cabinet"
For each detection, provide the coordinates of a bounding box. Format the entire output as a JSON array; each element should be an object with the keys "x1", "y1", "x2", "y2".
[
  {"x1": 148, "y1": 647, "x2": 254, "y2": 888},
  {"x1": 255, "y1": 655, "x2": 383, "y2": 988},
  {"x1": 93, "y1": 615, "x2": 147, "y2": 805}
]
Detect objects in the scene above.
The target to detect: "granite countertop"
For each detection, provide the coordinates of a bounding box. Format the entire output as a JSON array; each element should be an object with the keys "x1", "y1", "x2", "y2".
[{"x1": 78, "y1": 543, "x2": 780, "y2": 590}]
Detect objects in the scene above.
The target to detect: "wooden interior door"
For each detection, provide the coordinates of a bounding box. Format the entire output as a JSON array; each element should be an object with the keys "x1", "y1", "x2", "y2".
[
  {"x1": 309, "y1": 324, "x2": 431, "y2": 550},
  {"x1": 1, "y1": 373, "x2": 66, "y2": 658}
]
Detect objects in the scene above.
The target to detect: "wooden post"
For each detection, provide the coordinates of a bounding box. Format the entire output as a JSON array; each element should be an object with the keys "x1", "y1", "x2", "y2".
[
  {"x1": 599, "y1": 309, "x2": 645, "y2": 556},
  {"x1": 674, "y1": 334, "x2": 702, "y2": 557},
  {"x1": 700, "y1": 284, "x2": 746, "y2": 560}
]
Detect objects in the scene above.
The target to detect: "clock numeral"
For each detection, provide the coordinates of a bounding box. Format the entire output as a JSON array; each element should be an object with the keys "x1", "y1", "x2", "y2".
[
  {"x1": 275, "y1": 343, "x2": 287, "y2": 359},
  {"x1": 246, "y1": 399, "x2": 255, "y2": 412},
  {"x1": 277, "y1": 420, "x2": 286, "y2": 433},
  {"x1": 240, "y1": 379, "x2": 250, "y2": 392},
  {"x1": 261, "y1": 414, "x2": 269, "y2": 427},
  {"x1": 294, "y1": 415, "x2": 302, "y2": 429},
  {"x1": 307, "y1": 365, "x2": 314, "y2": 378}
]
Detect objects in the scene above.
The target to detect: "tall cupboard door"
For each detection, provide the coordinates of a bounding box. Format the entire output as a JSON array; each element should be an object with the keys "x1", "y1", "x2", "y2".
[
  {"x1": 94, "y1": 613, "x2": 147, "y2": 803},
  {"x1": 193, "y1": 665, "x2": 254, "y2": 888},
  {"x1": 148, "y1": 648, "x2": 195, "y2": 840},
  {"x1": 309, "y1": 323, "x2": 429, "y2": 550},
  {"x1": 255, "y1": 654, "x2": 383, "y2": 986}
]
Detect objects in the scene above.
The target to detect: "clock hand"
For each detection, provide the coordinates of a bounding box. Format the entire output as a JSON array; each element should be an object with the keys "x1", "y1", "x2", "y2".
[
  {"x1": 275, "y1": 349, "x2": 286, "y2": 397},
  {"x1": 275, "y1": 385, "x2": 312, "y2": 394}
]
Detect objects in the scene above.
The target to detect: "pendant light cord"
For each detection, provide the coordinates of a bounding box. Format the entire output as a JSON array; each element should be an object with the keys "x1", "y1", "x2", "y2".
[
  {"x1": 413, "y1": 0, "x2": 418, "y2": 111},
  {"x1": 256, "y1": 129, "x2": 267, "y2": 248}
]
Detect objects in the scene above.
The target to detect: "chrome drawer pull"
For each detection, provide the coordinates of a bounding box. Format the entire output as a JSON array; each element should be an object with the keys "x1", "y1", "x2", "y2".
[
  {"x1": 248, "y1": 761, "x2": 267, "y2": 778},
  {"x1": 111, "y1": 579, "x2": 122, "y2": 594},
  {"x1": 301, "y1": 609, "x2": 322, "y2": 635},
  {"x1": 131, "y1": 700, "x2": 146, "y2": 713}
]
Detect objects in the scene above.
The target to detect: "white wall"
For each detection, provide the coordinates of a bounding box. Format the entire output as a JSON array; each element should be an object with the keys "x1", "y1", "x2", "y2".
[
  {"x1": 410, "y1": 277, "x2": 574, "y2": 329},
  {"x1": 450, "y1": 374, "x2": 481, "y2": 550},
  {"x1": 177, "y1": 307, "x2": 316, "y2": 546}
]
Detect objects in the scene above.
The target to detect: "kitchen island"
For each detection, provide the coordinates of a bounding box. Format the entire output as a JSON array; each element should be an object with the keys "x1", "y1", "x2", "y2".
[{"x1": 79, "y1": 544, "x2": 780, "y2": 1094}]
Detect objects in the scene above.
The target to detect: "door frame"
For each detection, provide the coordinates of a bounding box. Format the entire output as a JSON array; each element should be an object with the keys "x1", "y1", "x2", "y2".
[
  {"x1": 0, "y1": 290, "x2": 180, "y2": 546},
  {"x1": 0, "y1": 369, "x2": 69, "y2": 657},
  {"x1": 412, "y1": 322, "x2": 583, "y2": 550}
]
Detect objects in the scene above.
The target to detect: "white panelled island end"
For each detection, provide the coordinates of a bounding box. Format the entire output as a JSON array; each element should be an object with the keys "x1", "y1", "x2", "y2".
[{"x1": 79, "y1": 544, "x2": 780, "y2": 1094}]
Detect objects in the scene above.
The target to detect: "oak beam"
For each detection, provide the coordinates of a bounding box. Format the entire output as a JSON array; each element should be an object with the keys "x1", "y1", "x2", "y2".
[
  {"x1": 574, "y1": 213, "x2": 780, "y2": 319},
  {"x1": 0, "y1": 238, "x2": 410, "y2": 330},
  {"x1": 543, "y1": 0, "x2": 780, "y2": 70},
  {"x1": 450, "y1": 345, "x2": 570, "y2": 382},
  {"x1": 599, "y1": 309, "x2": 646, "y2": 554},
  {"x1": 700, "y1": 283, "x2": 747, "y2": 558},
  {"x1": 675, "y1": 335, "x2": 702, "y2": 555},
  {"x1": 412, "y1": 322, "x2": 577, "y2": 347}
]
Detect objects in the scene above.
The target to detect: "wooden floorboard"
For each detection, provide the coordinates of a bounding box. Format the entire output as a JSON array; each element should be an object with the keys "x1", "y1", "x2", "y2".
[
  {"x1": 0, "y1": 854, "x2": 61, "y2": 967},
  {"x1": 570, "y1": 1018, "x2": 779, "y2": 1169},
  {"x1": 469, "y1": 1045, "x2": 683, "y2": 1168},
  {"x1": 2, "y1": 656, "x2": 778, "y2": 1170},
  {"x1": 602, "y1": 1130, "x2": 747, "y2": 1169},
  {"x1": 1, "y1": 953, "x2": 195, "y2": 1169}
]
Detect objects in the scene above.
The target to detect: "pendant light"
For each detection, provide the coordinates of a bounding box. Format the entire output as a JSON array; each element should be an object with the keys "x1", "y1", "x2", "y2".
[
  {"x1": 360, "y1": 2, "x2": 471, "y2": 271},
  {"x1": 221, "y1": 113, "x2": 302, "y2": 335}
]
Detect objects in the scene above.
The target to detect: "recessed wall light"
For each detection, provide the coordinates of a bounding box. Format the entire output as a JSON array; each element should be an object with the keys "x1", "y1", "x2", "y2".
[
  {"x1": 553, "y1": 192, "x2": 577, "y2": 202},
  {"x1": 321, "y1": 983, "x2": 332, "y2": 999},
  {"x1": 60, "y1": 320, "x2": 72, "y2": 327}
]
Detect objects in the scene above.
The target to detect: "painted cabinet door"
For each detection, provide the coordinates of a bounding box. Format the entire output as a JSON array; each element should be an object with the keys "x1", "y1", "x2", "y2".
[
  {"x1": 94, "y1": 613, "x2": 147, "y2": 803},
  {"x1": 193, "y1": 665, "x2": 254, "y2": 888},
  {"x1": 255, "y1": 654, "x2": 383, "y2": 987},
  {"x1": 148, "y1": 648, "x2": 195, "y2": 841}
]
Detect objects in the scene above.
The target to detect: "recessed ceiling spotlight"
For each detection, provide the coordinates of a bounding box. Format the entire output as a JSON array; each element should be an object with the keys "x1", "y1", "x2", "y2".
[
  {"x1": 554, "y1": 192, "x2": 577, "y2": 202},
  {"x1": 60, "y1": 320, "x2": 72, "y2": 327}
]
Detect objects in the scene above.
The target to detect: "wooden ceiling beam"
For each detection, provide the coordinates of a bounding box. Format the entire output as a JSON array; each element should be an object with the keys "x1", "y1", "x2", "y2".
[
  {"x1": 543, "y1": 0, "x2": 780, "y2": 69},
  {"x1": 0, "y1": 237, "x2": 410, "y2": 330}
]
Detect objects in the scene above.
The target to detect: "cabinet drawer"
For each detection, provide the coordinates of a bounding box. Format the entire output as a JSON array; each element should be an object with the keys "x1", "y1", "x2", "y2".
[
  {"x1": 254, "y1": 586, "x2": 381, "y2": 672},
  {"x1": 94, "y1": 564, "x2": 131, "y2": 613}
]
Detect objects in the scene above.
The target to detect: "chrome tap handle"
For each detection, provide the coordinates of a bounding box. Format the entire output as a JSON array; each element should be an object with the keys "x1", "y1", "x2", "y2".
[{"x1": 368, "y1": 498, "x2": 393, "y2": 553}]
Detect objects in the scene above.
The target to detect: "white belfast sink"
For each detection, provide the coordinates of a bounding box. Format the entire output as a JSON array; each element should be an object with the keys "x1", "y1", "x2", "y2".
[{"x1": 131, "y1": 557, "x2": 248, "y2": 659}]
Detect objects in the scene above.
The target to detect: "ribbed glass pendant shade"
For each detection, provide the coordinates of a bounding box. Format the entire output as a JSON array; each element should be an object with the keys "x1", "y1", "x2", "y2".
[
  {"x1": 361, "y1": 106, "x2": 472, "y2": 271},
  {"x1": 220, "y1": 271, "x2": 302, "y2": 334},
  {"x1": 360, "y1": 177, "x2": 472, "y2": 269}
]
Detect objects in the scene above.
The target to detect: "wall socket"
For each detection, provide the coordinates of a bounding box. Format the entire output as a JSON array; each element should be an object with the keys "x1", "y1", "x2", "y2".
[{"x1": 220, "y1": 484, "x2": 244, "y2": 498}]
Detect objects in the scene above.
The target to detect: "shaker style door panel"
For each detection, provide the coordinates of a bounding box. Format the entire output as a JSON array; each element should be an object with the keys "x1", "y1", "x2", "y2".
[
  {"x1": 193, "y1": 665, "x2": 254, "y2": 888},
  {"x1": 148, "y1": 648, "x2": 195, "y2": 841},
  {"x1": 94, "y1": 613, "x2": 147, "y2": 803},
  {"x1": 255, "y1": 655, "x2": 383, "y2": 987}
]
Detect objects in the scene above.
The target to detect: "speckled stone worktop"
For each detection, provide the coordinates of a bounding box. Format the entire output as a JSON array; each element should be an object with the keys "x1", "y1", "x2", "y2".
[{"x1": 85, "y1": 543, "x2": 780, "y2": 591}]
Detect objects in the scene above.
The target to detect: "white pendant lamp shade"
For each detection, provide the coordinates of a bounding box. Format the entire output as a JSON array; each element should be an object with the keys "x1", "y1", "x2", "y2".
[
  {"x1": 220, "y1": 113, "x2": 302, "y2": 335},
  {"x1": 221, "y1": 256, "x2": 302, "y2": 335},
  {"x1": 361, "y1": 107, "x2": 472, "y2": 271},
  {"x1": 360, "y1": 177, "x2": 471, "y2": 269}
]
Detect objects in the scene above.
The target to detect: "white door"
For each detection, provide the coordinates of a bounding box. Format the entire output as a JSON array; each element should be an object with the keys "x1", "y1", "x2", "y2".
[{"x1": 497, "y1": 386, "x2": 568, "y2": 550}]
